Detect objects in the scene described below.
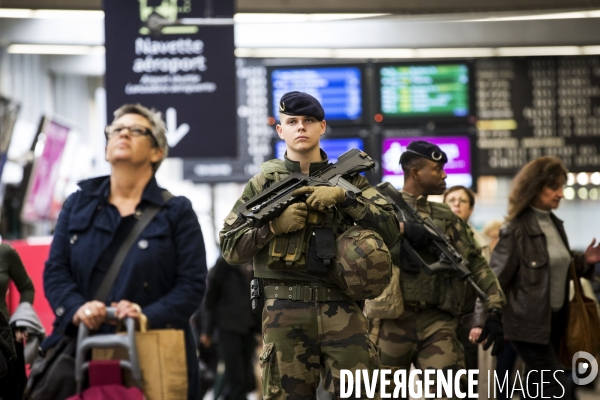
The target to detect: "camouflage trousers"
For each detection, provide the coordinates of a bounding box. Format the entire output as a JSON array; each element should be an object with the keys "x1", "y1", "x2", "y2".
[
  {"x1": 260, "y1": 299, "x2": 379, "y2": 399},
  {"x1": 373, "y1": 308, "x2": 466, "y2": 400}
]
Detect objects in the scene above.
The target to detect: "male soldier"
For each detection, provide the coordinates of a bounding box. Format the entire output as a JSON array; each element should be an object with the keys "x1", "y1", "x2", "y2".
[
  {"x1": 220, "y1": 91, "x2": 399, "y2": 398},
  {"x1": 366, "y1": 140, "x2": 506, "y2": 398}
]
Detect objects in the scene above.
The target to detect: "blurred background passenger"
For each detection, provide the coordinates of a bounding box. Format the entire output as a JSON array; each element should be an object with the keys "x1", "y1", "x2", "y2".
[
  {"x1": 474, "y1": 156, "x2": 600, "y2": 399},
  {"x1": 483, "y1": 220, "x2": 503, "y2": 254},
  {"x1": 0, "y1": 244, "x2": 35, "y2": 399},
  {"x1": 443, "y1": 185, "x2": 490, "y2": 376},
  {"x1": 42, "y1": 103, "x2": 207, "y2": 399},
  {"x1": 200, "y1": 257, "x2": 259, "y2": 400}
]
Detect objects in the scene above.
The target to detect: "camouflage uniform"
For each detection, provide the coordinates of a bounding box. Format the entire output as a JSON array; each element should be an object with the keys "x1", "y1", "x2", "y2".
[
  {"x1": 220, "y1": 151, "x2": 399, "y2": 399},
  {"x1": 367, "y1": 191, "x2": 505, "y2": 399}
]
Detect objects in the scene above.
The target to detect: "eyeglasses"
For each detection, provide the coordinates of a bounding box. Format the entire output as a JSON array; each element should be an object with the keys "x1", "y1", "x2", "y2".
[
  {"x1": 446, "y1": 198, "x2": 469, "y2": 205},
  {"x1": 105, "y1": 124, "x2": 158, "y2": 147}
]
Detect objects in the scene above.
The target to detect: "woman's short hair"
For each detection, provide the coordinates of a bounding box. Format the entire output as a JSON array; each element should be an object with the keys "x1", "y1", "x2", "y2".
[
  {"x1": 112, "y1": 103, "x2": 169, "y2": 172},
  {"x1": 507, "y1": 156, "x2": 567, "y2": 221},
  {"x1": 443, "y1": 185, "x2": 475, "y2": 208}
]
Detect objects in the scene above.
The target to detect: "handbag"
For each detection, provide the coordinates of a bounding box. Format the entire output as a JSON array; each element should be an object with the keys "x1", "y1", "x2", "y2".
[
  {"x1": 92, "y1": 316, "x2": 188, "y2": 400},
  {"x1": 24, "y1": 194, "x2": 171, "y2": 400},
  {"x1": 559, "y1": 259, "x2": 600, "y2": 367}
]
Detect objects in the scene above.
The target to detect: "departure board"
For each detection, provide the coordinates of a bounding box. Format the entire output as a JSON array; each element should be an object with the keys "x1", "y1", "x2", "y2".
[
  {"x1": 379, "y1": 64, "x2": 470, "y2": 118},
  {"x1": 474, "y1": 56, "x2": 600, "y2": 175},
  {"x1": 270, "y1": 66, "x2": 363, "y2": 122}
]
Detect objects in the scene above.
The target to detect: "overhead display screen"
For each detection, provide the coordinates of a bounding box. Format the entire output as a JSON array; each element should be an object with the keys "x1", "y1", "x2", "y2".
[
  {"x1": 379, "y1": 64, "x2": 470, "y2": 118},
  {"x1": 381, "y1": 136, "x2": 472, "y2": 189},
  {"x1": 271, "y1": 66, "x2": 363, "y2": 122},
  {"x1": 275, "y1": 137, "x2": 364, "y2": 164}
]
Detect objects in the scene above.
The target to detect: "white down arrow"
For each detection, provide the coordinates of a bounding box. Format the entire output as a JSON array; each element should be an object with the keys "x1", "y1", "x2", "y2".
[{"x1": 165, "y1": 107, "x2": 190, "y2": 147}]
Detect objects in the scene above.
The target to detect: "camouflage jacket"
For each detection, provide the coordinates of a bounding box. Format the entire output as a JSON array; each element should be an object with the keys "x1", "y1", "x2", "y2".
[
  {"x1": 219, "y1": 151, "x2": 399, "y2": 284},
  {"x1": 386, "y1": 191, "x2": 505, "y2": 315}
]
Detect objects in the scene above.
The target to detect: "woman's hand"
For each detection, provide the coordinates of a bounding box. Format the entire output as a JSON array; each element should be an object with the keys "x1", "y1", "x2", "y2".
[
  {"x1": 72, "y1": 300, "x2": 107, "y2": 330},
  {"x1": 585, "y1": 238, "x2": 600, "y2": 265},
  {"x1": 14, "y1": 329, "x2": 28, "y2": 343},
  {"x1": 469, "y1": 327, "x2": 482, "y2": 344},
  {"x1": 199, "y1": 334, "x2": 211, "y2": 348},
  {"x1": 111, "y1": 300, "x2": 142, "y2": 322}
]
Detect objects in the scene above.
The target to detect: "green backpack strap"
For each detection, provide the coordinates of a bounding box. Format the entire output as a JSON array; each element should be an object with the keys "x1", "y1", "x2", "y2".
[{"x1": 259, "y1": 159, "x2": 290, "y2": 189}]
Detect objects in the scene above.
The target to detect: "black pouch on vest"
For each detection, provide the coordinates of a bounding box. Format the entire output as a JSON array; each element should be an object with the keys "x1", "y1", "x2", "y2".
[
  {"x1": 307, "y1": 228, "x2": 336, "y2": 274},
  {"x1": 399, "y1": 246, "x2": 422, "y2": 274}
]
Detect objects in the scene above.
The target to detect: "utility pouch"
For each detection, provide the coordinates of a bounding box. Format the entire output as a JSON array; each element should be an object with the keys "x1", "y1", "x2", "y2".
[
  {"x1": 306, "y1": 228, "x2": 336, "y2": 275},
  {"x1": 267, "y1": 226, "x2": 310, "y2": 270},
  {"x1": 250, "y1": 278, "x2": 264, "y2": 314},
  {"x1": 437, "y1": 275, "x2": 466, "y2": 316}
]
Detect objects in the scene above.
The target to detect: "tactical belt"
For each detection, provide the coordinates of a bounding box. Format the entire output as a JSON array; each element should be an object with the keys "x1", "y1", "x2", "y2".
[
  {"x1": 263, "y1": 284, "x2": 350, "y2": 302},
  {"x1": 403, "y1": 301, "x2": 437, "y2": 313}
]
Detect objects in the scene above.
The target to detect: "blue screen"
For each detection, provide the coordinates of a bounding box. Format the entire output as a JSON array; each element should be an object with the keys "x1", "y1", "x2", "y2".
[
  {"x1": 271, "y1": 67, "x2": 362, "y2": 121},
  {"x1": 275, "y1": 138, "x2": 364, "y2": 164}
]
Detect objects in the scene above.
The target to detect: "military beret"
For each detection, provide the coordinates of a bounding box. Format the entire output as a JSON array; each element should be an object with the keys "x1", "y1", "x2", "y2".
[
  {"x1": 278, "y1": 91, "x2": 325, "y2": 121},
  {"x1": 400, "y1": 140, "x2": 448, "y2": 165}
]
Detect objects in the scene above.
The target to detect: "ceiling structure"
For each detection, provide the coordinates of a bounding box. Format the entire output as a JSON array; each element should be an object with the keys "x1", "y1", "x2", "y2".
[
  {"x1": 1, "y1": 0, "x2": 600, "y2": 76},
  {"x1": 1, "y1": 0, "x2": 600, "y2": 13}
]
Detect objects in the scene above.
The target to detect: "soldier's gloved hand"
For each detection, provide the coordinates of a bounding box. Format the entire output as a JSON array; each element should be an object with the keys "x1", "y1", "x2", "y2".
[
  {"x1": 270, "y1": 202, "x2": 308, "y2": 235},
  {"x1": 403, "y1": 222, "x2": 444, "y2": 248},
  {"x1": 292, "y1": 186, "x2": 346, "y2": 212},
  {"x1": 477, "y1": 312, "x2": 505, "y2": 356}
]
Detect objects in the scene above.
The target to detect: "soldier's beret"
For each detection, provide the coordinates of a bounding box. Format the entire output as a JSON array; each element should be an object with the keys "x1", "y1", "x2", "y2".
[
  {"x1": 400, "y1": 140, "x2": 448, "y2": 165},
  {"x1": 278, "y1": 91, "x2": 325, "y2": 121}
]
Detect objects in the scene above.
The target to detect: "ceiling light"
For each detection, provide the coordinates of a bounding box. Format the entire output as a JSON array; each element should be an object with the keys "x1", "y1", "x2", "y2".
[
  {"x1": 235, "y1": 48, "x2": 334, "y2": 58},
  {"x1": 564, "y1": 187, "x2": 575, "y2": 200},
  {"x1": 582, "y1": 46, "x2": 600, "y2": 55},
  {"x1": 567, "y1": 173, "x2": 576, "y2": 186},
  {"x1": 576, "y1": 172, "x2": 589, "y2": 185},
  {"x1": 334, "y1": 48, "x2": 415, "y2": 58},
  {"x1": 233, "y1": 13, "x2": 388, "y2": 23},
  {"x1": 7, "y1": 44, "x2": 105, "y2": 55},
  {"x1": 0, "y1": 8, "x2": 104, "y2": 19},
  {"x1": 464, "y1": 10, "x2": 600, "y2": 22},
  {"x1": 496, "y1": 46, "x2": 581, "y2": 57},
  {"x1": 589, "y1": 188, "x2": 599, "y2": 200},
  {"x1": 414, "y1": 47, "x2": 495, "y2": 58},
  {"x1": 578, "y1": 187, "x2": 589, "y2": 200},
  {"x1": 590, "y1": 172, "x2": 600, "y2": 185}
]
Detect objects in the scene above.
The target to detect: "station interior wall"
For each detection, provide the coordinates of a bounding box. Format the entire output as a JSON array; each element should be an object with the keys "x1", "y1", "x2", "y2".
[{"x1": 1, "y1": 27, "x2": 600, "y2": 269}]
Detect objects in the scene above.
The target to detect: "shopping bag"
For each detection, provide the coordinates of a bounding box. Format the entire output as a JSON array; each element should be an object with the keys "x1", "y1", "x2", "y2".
[
  {"x1": 559, "y1": 260, "x2": 600, "y2": 367},
  {"x1": 93, "y1": 319, "x2": 187, "y2": 400}
]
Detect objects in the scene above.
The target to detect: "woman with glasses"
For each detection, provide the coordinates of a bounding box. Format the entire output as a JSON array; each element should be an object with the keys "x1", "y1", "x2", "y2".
[
  {"x1": 443, "y1": 185, "x2": 492, "y2": 261},
  {"x1": 42, "y1": 104, "x2": 207, "y2": 399}
]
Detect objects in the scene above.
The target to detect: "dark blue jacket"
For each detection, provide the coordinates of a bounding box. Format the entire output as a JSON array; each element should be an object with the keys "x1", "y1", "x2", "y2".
[{"x1": 43, "y1": 175, "x2": 207, "y2": 398}]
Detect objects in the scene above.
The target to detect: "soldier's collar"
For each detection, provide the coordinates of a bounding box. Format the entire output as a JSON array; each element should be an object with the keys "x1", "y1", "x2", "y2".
[
  {"x1": 284, "y1": 149, "x2": 329, "y2": 175},
  {"x1": 400, "y1": 190, "x2": 429, "y2": 209}
]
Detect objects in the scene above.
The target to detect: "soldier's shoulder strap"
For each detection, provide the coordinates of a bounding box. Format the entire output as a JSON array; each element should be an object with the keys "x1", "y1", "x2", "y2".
[
  {"x1": 429, "y1": 201, "x2": 454, "y2": 221},
  {"x1": 259, "y1": 159, "x2": 290, "y2": 190}
]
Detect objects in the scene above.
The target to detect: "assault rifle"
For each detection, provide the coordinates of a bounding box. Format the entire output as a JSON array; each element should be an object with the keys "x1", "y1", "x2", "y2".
[
  {"x1": 376, "y1": 182, "x2": 490, "y2": 303},
  {"x1": 224, "y1": 149, "x2": 375, "y2": 238}
]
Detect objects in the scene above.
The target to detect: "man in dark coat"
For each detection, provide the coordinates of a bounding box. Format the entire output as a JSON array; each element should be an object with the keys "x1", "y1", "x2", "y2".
[{"x1": 201, "y1": 257, "x2": 259, "y2": 400}]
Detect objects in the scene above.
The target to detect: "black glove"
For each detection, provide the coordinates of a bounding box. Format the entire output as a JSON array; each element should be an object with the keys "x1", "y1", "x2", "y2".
[
  {"x1": 403, "y1": 222, "x2": 441, "y2": 248},
  {"x1": 477, "y1": 312, "x2": 505, "y2": 356}
]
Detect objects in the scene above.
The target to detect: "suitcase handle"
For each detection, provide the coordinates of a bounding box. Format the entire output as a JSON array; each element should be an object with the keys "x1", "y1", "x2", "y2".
[{"x1": 75, "y1": 307, "x2": 143, "y2": 392}]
